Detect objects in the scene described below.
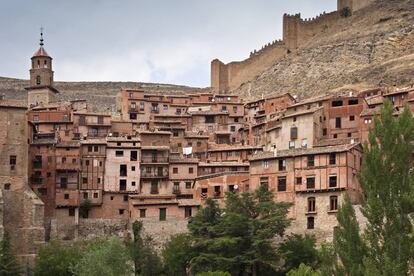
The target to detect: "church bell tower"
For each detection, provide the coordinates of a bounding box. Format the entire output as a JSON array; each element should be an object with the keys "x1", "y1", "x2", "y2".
[{"x1": 26, "y1": 29, "x2": 59, "y2": 107}]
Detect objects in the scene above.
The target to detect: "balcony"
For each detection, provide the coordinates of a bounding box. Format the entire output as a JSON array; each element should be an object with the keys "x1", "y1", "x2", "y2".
[
  {"x1": 172, "y1": 187, "x2": 181, "y2": 195},
  {"x1": 32, "y1": 161, "x2": 42, "y2": 169},
  {"x1": 30, "y1": 176, "x2": 43, "y2": 185},
  {"x1": 141, "y1": 171, "x2": 169, "y2": 178},
  {"x1": 141, "y1": 157, "x2": 169, "y2": 164},
  {"x1": 56, "y1": 162, "x2": 79, "y2": 171},
  {"x1": 150, "y1": 188, "x2": 159, "y2": 194}
]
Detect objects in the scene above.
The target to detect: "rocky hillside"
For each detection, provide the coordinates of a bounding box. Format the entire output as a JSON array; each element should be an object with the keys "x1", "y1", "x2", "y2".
[
  {"x1": 0, "y1": 77, "x2": 203, "y2": 111},
  {"x1": 235, "y1": 0, "x2": 414, "y2": 101}
]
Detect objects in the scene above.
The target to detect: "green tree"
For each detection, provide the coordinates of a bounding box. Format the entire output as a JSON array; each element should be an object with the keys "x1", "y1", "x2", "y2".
[
  {"x1": 196, "y1": 272, "x2": 231, "y2": 276},
  {"x1": 333, "y1": 194, "x2": 366, "y2": 276},
  {"x1": 0, "y1": 232, "x2": 21, "y2": 276},
  {"x1": 71, "y1": 237, "x2": 132, "y2": 276},
  {"x1": 129, "y1": 220, "x2": 163, "y2": 276},
  {"x1": 359, "y1": 100, "x2": 414, "y2": 275},
  {"x1": 163, "y1": 234, "x2": 195, "y2": 276},
  {"x1": 316, "y1": 243, "x2": 338, "y2": 276},
  {"x1": 279, "y1": 234, "x2": 318, "y2": 273},
  {"x1": 34, "y1": 240, "x2": 87, "y2": 276},
  {"x1": 189, "y1": 184, "x2": 291, "y2": 275},
  {"x1": 287, "y1": 263, "x2": 319, "y2": 276}
]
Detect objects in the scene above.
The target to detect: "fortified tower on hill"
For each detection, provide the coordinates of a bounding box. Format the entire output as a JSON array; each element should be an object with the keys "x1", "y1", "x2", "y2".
[
  {"x1": 210, "y1": 0, "x2": 376, "y2": 95},
  {"x1": 25, "y1": 30, "x2": 59, "y2": 107}
]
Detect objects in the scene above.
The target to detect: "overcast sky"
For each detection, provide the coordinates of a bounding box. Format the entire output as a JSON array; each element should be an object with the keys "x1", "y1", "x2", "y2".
[{"x1": 0, "y1": 0, "x2": 336, "y2": 87}]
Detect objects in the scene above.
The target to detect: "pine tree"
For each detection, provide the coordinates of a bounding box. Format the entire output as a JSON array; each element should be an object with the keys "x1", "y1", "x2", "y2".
[
  {"x1": 333, "y1": 194, "x2": 366, "y2": 276},
  {"x1": 359, "y1": 100, "x2": 414, "y2": 275},
  {"x1": 188, "y1": 184, "x2": 291, "y2": 275},
  {"x1": 0, "y1": 231, "x2": 21, "y2": 276}
]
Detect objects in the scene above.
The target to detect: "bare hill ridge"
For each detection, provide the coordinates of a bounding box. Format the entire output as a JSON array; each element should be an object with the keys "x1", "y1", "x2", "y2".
[
  {"x1": 0, "y1": 77, "x2": 202, "y2": 111},
  {"x1": 234, "y1": 0, "x2": 414, "y2": 101}
]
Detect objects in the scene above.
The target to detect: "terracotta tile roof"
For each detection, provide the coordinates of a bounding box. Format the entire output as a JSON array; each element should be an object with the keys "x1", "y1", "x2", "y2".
[
  {"x1": 365, "y1": 95, "x2": 384, "y2": 106},
  {"x1": 360, "y1": 106, "x2": 382, "y2": 117},
  {"x1": 196, "y1": 171, "x2": 249, "y2": 181},
  {"x1": 198, "y1": 161, "x2": 249, "y2": 167},
  {"x1": 207, "y1": 145, "x2": 263, "y2": 152},
  {"x1": 80, "y1": 138, "x2": 107, "y2": 145},
  {"x1": 250, "y1": 143, "x2": 361, "y2": 161},
  {"x1": 32, "y1": 47, "x2": 50, "y2": 58},
  {"x1": 178, "y1": 199, "x2": 200, "y2": 206},
  {"x1": 56, "y1": 141, "x2": 81, "y2": 148},
  {"x1": 283, "y1": 106, "x2": 323, "y2": 119}
]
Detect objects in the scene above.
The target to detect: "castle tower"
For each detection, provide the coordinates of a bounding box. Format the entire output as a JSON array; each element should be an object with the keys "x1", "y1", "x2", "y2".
[{"x1": 26, "y1": 29, "x2": 59, "y2": 107}]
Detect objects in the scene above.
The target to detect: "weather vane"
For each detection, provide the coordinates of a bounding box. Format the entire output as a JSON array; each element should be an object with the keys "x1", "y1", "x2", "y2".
[{"x1": 40, "y1": 26, "x2": 44, "y2": 47}]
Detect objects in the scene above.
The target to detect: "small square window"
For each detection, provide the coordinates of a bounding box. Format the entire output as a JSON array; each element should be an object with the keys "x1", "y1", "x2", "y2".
[
  {"x1": 296, "y1": 177, "x2": 302, "y2": 185},
  {"x1": 64, "y1": 194, "x2": 69, "y2": 199},
  {"x1": 173, "y1": 168, "x2": 178, "y2": 174},
  {"x1": 119, "y1": 209, "x2": 125, "y2": 215},
  {"x1": 140, "y1": 209, "x2": 146, "y2": 218},
  {"x1": 189, "y1": 167, "x2": 194, "y2": 174}
]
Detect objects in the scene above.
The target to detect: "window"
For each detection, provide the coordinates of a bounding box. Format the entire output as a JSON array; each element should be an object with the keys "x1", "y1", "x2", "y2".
[
  {"x1": 115, "y1": 151, "x2": 124, "y2": 157},
  {"x1": 163, "y1": 104, "x2": 168, "y2": 110},
  {"x1": 278, "y1": 177, "x2": 287, "y2": 192},
  {"x1": 335, "y1": 117, "x2": 342, "y2": 128},
  {"x1": 120, "y1": 164, "x2": 127, "y2": 176},
  {"x1": 329, "y1": 175, "x2": 337, "y2": 188},
  {"x1": 173, "y1": 131, "x2": 179, "y2": 137},
  {"x1": 262, "y1": 160, "x2": 269, "y2": 168},
  {"x1": 69, "y1": 208, "x2": 75, "y2": 216},
  {"x1": 173, "y1": 167, "x2": 178, "y2": 174},
  {"x1": 119, "y1": 179, "x2": 127, "y2": 191},
  {"x1": 97, "y1": 178, "x2": 101, "y2": 184},
  {"x1": 323, "y1": 128, "x2": 327, "y2": 136},
  {"x1": 364, "y1": 118, "x2": 372, "y2": 124},
  {"x1": 348, "y1": 133, "x2": 352, "y2": 137},
  {"x1": 64, "y1": 194, "x2": 69, "y2": 199},
  {"x1": 308, "y1": 197, "x2": 316, "y2": 212},
  {"x1": 348, "y1": 99, "x2": 359, "y2": 105},
  {"x1": 88, "y1": 146, "x2": 93, "y2": 152},
  {"x1": 296, "y1": 177, "x2": 302, "y2": 185},
  {"x1": 260, "y1": 177, "x2": 269, "y2": 190},
  {"x1": 189, "y1": 167, "x2": 194, "y2": 174},
  {"x1": 82, "y1": 177, "x2": 87, "y2": 184},
  {"x1": 119, "y1": 209, "x2": 125, "y2": 215},
  {"x1": 290, "y1": 127, "x2": 298, "y2": 140},
  {"x1": 185, "y1": 182, "x2": 192, "y2": 189},
  {"x1": 131, "y1": 166, "x2": 135, "y2": 171},
  {"x1": 289, "y1": 141, "x2": 295, "y2": 149},
  {"x1": 332, "y1": 100, "x2": 343, "y2": 107},
  {"x1": 330, "y1": 196, "x2": 338, "y2": 211},
  {"x1": 140, "y1": 102, "x2": 145, "y2": 111},
  {"x1": 306, "y1": 177, "x2": 315, "y2": 189},
  {"x1": 230, "y1": 126, "x2": 236, "y2": 132},
  {"x1": 329, "y1": 153, "x2": 336, "y2": 165},
  {"x1": 233, "y1": 106, "x2": 238, "y2": 112},
  {"x1": 60, "y1": 178, "x2": 67, "y2": 189},
  {"x1": 123, "y1": 195, "x2": 128, "y2": 201},
  {"x1": 140, "y1": 209, "x2": 146, "y2": 218},
  {"x1": 85, "y1": 160, "x2": 90, "y2": 166},
  {"x1": 130, "y1": 113, "x2": 137, "y2": 120},
  {"x1": 36, "y1": 75, "x2": 41, "y2": 85},
  {"x1": 278, "y1": 159, "x2": 286, "y2": 171},
  {"x1": 307, "y1": 155, "x2": 315, "y2": 167},
  {"x1": 83, "y1": 192, "x2": 88, "y2": 199},
  {"x1": 333, "y1": 134, "x2": 338, "y2": 139},
  {"x1": 9, "y1": 155, "x2": 16, "y2": 171},
  {"x1": 234, "y1": 117, "x2": 239, "y2": 123},
  {"x1": 349, "y1": 115, "x2": 355, "y2": 121},
  {"x1": 185, "y1": 207, "x2": 192, "y2": 218},
  {"x1": 62, "y1": 157, "x2": 66, "y2": 164},
  {"x1": 94, "y1": 193, "x2": 99, "y2": 198},
  {"x1": 159, "y1": 208, "x2": 167, "y2": 221},
  {"x1": 221, "y1": 105, "x2": 227, "y2": 112},
  {"x1": 132, "y1": 181, "x2": 136, "y2": 186},
  {"x1": 307, "y1": 217, "x2": 315, "y2": 229}
]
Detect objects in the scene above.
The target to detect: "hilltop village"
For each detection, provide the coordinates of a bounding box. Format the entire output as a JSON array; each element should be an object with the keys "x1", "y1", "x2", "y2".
[{"x1": 0, "y1": 0, "x2": 413, "y2": 270}]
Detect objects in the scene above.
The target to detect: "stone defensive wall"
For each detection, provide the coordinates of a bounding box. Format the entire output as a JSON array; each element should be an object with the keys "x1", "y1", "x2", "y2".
[{"x1": 211, "y1": 0, "x2": 376, "y2": 94}]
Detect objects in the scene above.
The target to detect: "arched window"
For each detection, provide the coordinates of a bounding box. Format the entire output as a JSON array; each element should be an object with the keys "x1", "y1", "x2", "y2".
[
  {"x1": 44, "y1": 60, "x2": 48, "y2": 68},
  {"x1": 36, "y1": 75, "x2": 41, "y2": 85},
  {"x1": 307, "y1": 197, "x2": 316, "y2": 212},
  {"x1": 37, "y1": 60, "x2": 40, "y2": 68}
]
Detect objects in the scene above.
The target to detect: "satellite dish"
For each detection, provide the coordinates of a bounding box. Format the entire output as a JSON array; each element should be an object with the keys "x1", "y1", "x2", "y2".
[{"x1": 234, "y1": 184, "x2": 239, "y2": 190}]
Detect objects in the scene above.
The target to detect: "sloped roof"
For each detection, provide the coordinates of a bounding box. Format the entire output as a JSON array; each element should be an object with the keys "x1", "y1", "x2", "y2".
[{"x1": 32, "y1": 47, "x2": 50, "y2": 58}]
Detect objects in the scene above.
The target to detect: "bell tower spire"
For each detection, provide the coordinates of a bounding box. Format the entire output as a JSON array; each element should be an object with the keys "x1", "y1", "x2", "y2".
[{"x1": 39, "y1": 27, "x2": 44, "y2": 47}]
